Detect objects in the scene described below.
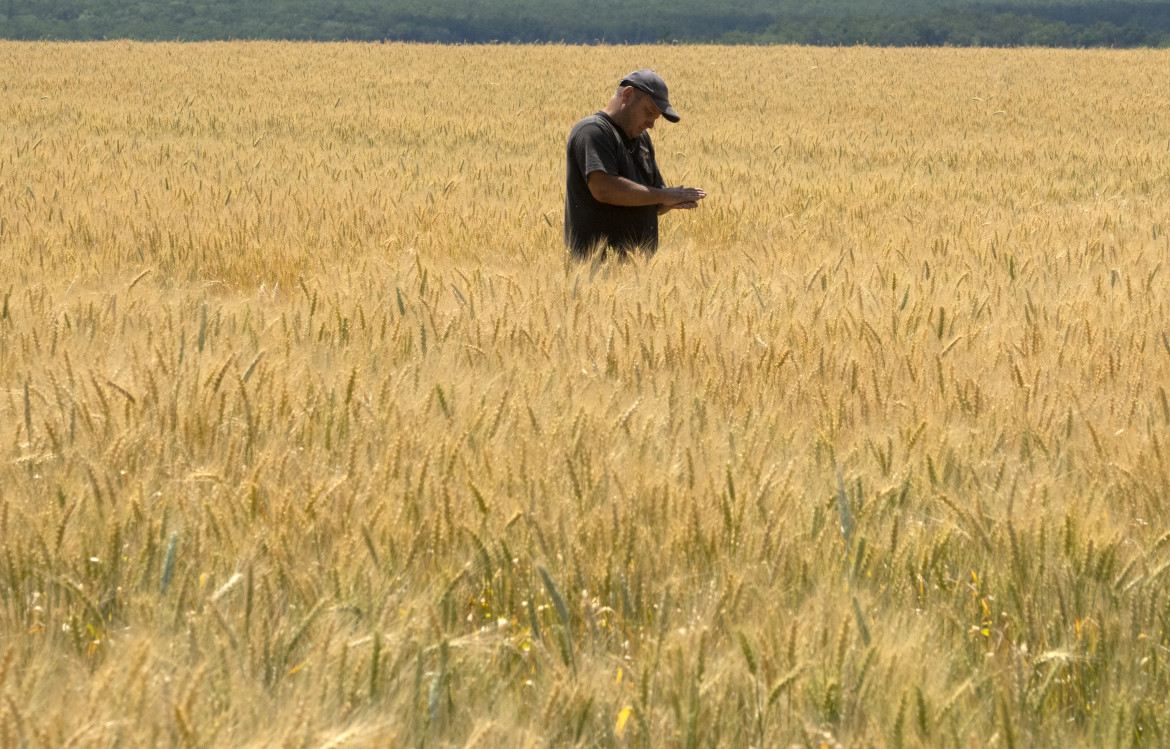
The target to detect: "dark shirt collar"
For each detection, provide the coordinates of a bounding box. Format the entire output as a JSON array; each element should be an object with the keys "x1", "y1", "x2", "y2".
[{"x1": 596, "y1": 110, "x2": 638, "y2": 146}]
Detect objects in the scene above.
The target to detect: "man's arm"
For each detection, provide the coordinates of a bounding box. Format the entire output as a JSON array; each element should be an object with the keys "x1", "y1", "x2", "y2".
[{"x1": 588, "y1": 172, "x2": 705, "y2": 208}]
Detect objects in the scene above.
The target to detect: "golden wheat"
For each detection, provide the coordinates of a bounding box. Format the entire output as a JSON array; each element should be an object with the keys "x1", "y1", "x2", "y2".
[{"x1": 1, "y1": 41, "x2": 1169, "y2": 746}]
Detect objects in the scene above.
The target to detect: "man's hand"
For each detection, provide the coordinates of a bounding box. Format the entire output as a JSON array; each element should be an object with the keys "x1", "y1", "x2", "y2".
[
  {"x1": 658, "y1": 199, "x2": 701, "y2": 215},
  {"x1": 658, "y1": 187, "x2": 707, "y2": 207}
]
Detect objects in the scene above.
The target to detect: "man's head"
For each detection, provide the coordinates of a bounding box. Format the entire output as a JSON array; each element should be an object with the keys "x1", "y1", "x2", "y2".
[
  {"x1": 605, "y1": 70, "x2": 680, "y2": 139},
  {"x1": 619, "y1": 70, "x2": 679, "y2": 123}
]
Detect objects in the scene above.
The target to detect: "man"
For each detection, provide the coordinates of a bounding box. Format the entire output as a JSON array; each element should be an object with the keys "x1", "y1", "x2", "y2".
[{"x1": 564, "y1": 70, "x2": 706, "y2": 258}]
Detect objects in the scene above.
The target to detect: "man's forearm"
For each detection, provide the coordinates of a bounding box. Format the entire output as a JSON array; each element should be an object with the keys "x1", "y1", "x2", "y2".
[
  {"x1": 588, "y1": 174, "x2": 668, "y2": 207},
  {"x1": 587, "y1": 172, "x2": 706, "y2": 210}
]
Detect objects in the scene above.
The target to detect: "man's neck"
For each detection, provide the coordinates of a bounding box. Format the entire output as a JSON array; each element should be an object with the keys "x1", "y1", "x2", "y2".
[{"x1": 600, "y1": 103, "x2": 635, "y2": 140}]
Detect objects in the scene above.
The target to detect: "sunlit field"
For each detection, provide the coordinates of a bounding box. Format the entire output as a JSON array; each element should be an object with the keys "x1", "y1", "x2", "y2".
[{"x1": 2, "y1": 42, "x2": 1170, "y2": 746}]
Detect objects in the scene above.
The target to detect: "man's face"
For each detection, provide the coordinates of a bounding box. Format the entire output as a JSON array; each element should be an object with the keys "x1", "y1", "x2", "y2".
[{"x1": 623, "y1": 88, "x2": 662, "y2": 138}]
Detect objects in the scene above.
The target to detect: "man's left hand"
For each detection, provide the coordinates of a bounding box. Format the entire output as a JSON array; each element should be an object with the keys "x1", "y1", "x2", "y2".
[{"x1": 661, "y1": 201, "x2": 700, "y2": 214}]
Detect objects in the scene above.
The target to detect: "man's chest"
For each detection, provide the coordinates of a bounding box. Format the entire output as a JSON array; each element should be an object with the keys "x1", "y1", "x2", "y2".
[{"x1": 616, "y1": 138, "x2": 655, "y2": 185}]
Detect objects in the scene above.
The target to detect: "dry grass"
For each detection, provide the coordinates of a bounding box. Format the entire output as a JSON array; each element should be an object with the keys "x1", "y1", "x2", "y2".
[{"x1": 2, "y1": 41, "x2": 1170, "y2": 746}]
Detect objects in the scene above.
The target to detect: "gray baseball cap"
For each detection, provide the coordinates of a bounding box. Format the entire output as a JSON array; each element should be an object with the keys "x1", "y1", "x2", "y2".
[{"x1": 619, "y1": 70, "x2": 680, "y2": 123}]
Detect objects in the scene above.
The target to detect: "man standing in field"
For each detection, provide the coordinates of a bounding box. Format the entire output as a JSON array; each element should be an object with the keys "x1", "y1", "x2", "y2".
[{"x1": 564, "y1": 70, "x2": 706, "y2": 258}]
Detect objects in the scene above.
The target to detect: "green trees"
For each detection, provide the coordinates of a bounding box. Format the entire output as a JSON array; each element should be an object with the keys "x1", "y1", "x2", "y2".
[{"x1": 2, "y1": 0, "x2": 1169, "y2": 46}]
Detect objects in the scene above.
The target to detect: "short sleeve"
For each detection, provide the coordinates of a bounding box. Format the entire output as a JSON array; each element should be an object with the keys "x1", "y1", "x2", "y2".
[{"x1": 570, "y1": 121, "x2": 621, "y2": 179}]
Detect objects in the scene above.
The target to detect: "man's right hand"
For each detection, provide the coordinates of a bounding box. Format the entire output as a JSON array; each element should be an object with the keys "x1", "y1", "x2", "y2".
[{"x1": 659, "y1": 186, "x2": 707, "y2": 206}]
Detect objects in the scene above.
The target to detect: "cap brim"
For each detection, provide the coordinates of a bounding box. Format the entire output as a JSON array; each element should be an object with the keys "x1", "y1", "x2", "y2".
[{"x1": 648, "y1": 95, "x2": 679, "y2": 122}]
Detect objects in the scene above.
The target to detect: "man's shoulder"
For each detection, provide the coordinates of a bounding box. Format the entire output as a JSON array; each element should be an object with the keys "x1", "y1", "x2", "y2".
[{"x1": 570, "y1": 112, "x2": 617, "y2": 140}]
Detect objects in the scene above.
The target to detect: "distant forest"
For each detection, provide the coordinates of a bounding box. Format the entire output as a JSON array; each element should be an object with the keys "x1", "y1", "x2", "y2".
[{"x1": 4, "y1": 0, "x2": 1170, "y2": 46}]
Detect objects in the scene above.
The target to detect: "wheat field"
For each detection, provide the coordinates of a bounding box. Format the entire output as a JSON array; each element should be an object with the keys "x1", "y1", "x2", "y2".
[{"x1": 2, "y1": 41, "x2": 1170, "y2": 747}]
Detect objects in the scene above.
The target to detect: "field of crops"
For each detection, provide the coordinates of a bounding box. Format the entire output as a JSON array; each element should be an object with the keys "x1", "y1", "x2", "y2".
[{"x1": 2, "y1": 42, "x2": 1170, "y2": 746}]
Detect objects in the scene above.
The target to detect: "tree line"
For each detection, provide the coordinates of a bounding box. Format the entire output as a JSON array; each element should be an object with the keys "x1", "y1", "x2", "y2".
[{"x1": 4, "y1": 0, "x2": 1169, "y2": 46}]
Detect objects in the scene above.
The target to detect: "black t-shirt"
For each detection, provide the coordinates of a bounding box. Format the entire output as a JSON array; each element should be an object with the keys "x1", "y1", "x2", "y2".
[{"x1": 564, "y1": 111, "x2": 666, "y2": 256}]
